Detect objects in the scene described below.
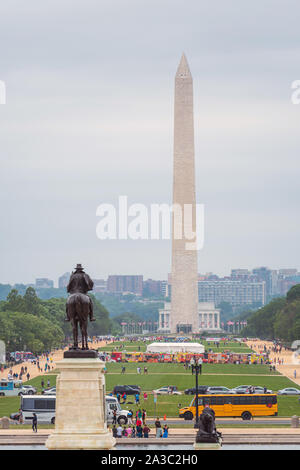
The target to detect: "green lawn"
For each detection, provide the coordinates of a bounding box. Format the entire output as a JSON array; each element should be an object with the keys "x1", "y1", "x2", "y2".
[{"x1": 105, "y1": 362, "x2": 279, "y2": 375}]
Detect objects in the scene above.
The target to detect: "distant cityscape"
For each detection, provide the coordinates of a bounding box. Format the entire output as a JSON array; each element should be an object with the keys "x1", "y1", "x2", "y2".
[{"x1": 30, "y1": 266, "x2": 300, "y2": 308}]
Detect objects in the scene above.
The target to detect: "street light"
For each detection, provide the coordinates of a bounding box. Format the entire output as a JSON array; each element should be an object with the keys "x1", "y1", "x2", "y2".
[{"x1": 190, "y1": 356, "x2": 203, "y2": 429}]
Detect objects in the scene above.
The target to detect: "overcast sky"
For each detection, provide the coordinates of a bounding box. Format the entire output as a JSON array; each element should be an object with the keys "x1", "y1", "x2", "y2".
[{"x1": 1, "y1": 0, "x2": 300, "y2": 285}]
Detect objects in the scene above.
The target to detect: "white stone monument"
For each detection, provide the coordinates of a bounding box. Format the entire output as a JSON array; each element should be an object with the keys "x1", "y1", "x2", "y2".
[{"x1": 171, "y1": 54, "x2": 199, "y2": 334}]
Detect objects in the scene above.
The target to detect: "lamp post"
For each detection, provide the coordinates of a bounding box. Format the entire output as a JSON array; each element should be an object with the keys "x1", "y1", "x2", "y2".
[{"x1": 190, "y1": 356, "x2": 202, "y2": 429}]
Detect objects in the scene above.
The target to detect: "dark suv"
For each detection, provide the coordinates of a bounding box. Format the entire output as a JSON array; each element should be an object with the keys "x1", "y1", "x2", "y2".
[
  {"x1": 184, "y1": 386, "x2": 208, "y2": 395},
  {"x1": 113, "y1": 385, "x2": 141, "y2": 395}
]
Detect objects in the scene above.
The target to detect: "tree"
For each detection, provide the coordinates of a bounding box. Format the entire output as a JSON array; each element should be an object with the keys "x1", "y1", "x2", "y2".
[{"x1": 286, "y1": 284, "x2": 300, "y2": 303}]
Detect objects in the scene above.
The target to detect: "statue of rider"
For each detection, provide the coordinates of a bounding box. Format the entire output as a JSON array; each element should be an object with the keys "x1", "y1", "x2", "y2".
[{"x1": 65, "y1": 264, "x2": 96, "y2": 322}]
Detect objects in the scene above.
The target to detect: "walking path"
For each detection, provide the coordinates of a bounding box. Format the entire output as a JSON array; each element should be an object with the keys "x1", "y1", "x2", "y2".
[{"x1": 246, "y1": 340, "x2": 300, "y2": 386}]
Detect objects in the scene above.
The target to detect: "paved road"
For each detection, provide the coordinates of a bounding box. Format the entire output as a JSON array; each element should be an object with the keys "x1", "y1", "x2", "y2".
[{"x1": 139, "y1": 418, "x2": 292, "y2": 425}]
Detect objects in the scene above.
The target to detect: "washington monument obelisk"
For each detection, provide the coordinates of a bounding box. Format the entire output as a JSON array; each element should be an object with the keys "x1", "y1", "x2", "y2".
[{"x1": 170, "y1": 54, "x2": 199, "y2": 334}]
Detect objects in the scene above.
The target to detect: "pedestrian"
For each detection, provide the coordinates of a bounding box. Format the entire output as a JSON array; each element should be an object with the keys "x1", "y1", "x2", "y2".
[
  {"x1": 162, "y1": 425, "x2": 169, "y2": 438},
  {"x1": 143, "y1": 424, "x2": 150, "y2": 438},
  {"x1": 127, "y1": 409, "x2": 133, "y2": 425},
  {"x1": 32, "y1": 413, "x2": 38, "y2": 433},
  {"x1": 47, "y1": 380, "x2": 50, "y2": 387},
  {"x1": 142, "y1": 409, "x2": 146, "y2": 424},
  {"x1": 126, "y1": 426, "x2": 132, "y2": 437},
  {"x1": 18, "y1": 408, "x2": 23, "y2": 424},
  {"x1": 143, "y1": 392, "x2": 148, "y2": 401},
  {"x1": 131, "y1": 426, "x2": 136, "y2": 438},
  {"x1": 117, "y1": 424, "x2": 123, "y2": 438},
  {"x1": 155, "y1": 417, "x2": 162, "y2": 438},
  {"x1": 136, "y1": 423, "x2": 143, "y2": 438},
  {"x1": 294, "y1": 370, "x2": 297, "y2": 379},
  {"x1": 135, "y1": 392, "x2": 140, "y2": 405},
  {"x1": 112, "y1": 424, "x2": 118, "y2": 438},
  {"x1": 112, "y1": 409, "x2": 117, "y2": 425},
  {"x1": 26, "y1": 372, "x2": 30, "y2": 381}
]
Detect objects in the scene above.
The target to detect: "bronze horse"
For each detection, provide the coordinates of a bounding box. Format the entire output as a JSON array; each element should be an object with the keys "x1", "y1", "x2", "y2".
[
  {"x1": 66, "y1": 264, "x2": 95, "y2": 350},
  {"x1": 66, "y1": 293, "x2": 93, "y2": 350}
]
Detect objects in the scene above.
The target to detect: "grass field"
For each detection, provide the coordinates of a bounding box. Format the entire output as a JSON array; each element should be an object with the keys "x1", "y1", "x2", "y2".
[{"x1": 105, "y1": 362, "x2": 279, "y2": 375}]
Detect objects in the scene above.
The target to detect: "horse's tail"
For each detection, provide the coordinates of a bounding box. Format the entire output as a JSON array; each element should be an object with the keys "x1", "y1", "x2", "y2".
[{"x1": 67, "y1": 293, "x2": 89, "y2": 323}]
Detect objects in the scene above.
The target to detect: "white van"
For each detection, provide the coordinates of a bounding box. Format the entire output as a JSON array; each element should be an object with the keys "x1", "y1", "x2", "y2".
[
  {"x1": 0, "y1": 379, "x2": 28, "y2": 397},
  {"x1": 20, "y1": 395, "x2": 130, "y2": 425}
]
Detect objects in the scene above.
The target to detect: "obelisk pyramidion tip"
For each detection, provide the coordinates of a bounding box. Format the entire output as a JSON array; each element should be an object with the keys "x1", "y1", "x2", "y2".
[{"x1": 176, "y1": 53, "x2": 192, "y2": 78}]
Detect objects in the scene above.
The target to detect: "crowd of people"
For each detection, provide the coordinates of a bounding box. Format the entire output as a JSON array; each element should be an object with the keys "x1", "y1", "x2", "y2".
[{"x1": 110, "y1": 414, "x2": 169, "y2": 439}]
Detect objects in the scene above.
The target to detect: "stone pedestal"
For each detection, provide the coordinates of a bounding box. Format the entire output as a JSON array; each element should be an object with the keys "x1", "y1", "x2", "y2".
[
  {"x1": 193, "y1": 442, "x2": 222, "y2": 450},
  {"x1": 45, "y1": 357, "x2": 116, "y2": 450}
]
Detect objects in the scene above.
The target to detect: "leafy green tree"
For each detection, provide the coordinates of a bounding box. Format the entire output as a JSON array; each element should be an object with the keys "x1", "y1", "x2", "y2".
[{"x1": 286, "y1": 284, "x2": 300, "y2": 303}]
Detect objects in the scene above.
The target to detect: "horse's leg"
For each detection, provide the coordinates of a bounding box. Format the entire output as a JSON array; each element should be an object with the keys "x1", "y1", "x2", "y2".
[
  {"x1": 73, "y1": 319, "x2": 78, "y2": 349},
  {"x1": 84, "y1": 320, "x2": 89, "y2": 349},
  {"x1": 80, "y1": 321, "x2": 86, "y2": 349}
]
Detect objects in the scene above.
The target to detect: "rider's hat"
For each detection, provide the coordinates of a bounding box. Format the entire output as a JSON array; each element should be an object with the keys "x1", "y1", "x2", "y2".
[{"x1": 75, "y1": 264, "x2": 84, "y2": 271}]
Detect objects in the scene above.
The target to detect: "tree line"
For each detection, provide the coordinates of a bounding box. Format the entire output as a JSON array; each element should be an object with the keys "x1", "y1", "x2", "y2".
[
  {"x1": 0, "y1": 287, "x2": 114, "y2": 355},
  {"x1": 241, "y1": 284, "x2": 300, "y2": 342}
]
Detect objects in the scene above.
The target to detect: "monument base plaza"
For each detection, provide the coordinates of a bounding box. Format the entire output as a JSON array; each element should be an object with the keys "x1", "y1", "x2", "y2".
[
  {"x1": 2, "y1": 428, "x2": 300, "y2": 447},
  {"x1": 45, "y1": 356, "x2": 115, "y2": 450}
]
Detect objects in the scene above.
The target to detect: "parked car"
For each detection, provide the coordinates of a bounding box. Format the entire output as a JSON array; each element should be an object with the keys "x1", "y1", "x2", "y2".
[
  {"x1": 230, "y1": 385, "x2": 272, "y2": 394},
  {"x1": 153, "y1": 386, "x2": 182, "y2": 395},
  {"x1": 113, "y1": 385, "x2": 141, "y2": 395},
  {"x1": 20, "y1": 385, "x2": 37, "y2": 395},
  {"x1": 277, "y1": 388, "x2": 300, "y2": 395},
  {"x1": 42, "y1": 386, "x2": 56, "y2": 395},
  {"x1": 252, "y1": 386, "x2": 273, "y2": 394},
  {"x1": 184, "y1": 386, "x2": 208, "y2": 395},
  {"x1": 230, "y1": 385, "x2": 252, "y2": 394},
  {"x1": 206, "y1": 386, "x2": 232, "y2": 394}
]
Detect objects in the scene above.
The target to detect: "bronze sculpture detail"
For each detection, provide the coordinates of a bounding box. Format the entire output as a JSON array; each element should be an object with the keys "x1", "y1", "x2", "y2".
[
  {"x1": 65, "y1": 264, "x2": 95, "y2": 351},
  {"x1": 196, "y1": 405, "x2": 222, "y2": 444}
]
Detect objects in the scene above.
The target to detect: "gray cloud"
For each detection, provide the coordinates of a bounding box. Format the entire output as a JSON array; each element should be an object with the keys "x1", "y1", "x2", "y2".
[{"x1": 0, "y1": 0, "x2": 300, "y2": 284}]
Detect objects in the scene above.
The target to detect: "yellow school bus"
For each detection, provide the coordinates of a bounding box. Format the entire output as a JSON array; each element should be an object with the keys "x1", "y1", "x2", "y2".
[{"x1": 179, "y1": 394, "x2": 278, "y2": 421}]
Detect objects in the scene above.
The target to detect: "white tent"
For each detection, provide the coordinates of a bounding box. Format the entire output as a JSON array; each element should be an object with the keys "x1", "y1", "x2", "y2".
[{"x1": 146, "y1": 342, "x2": 205, "y2": 354}]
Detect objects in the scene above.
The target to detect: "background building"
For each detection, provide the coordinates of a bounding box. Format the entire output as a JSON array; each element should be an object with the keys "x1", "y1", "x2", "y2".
[
  {"x1": 35, "y1": 278, "x2": 54, "y2": 289},
  {"x1": 92, "y1": 279, "x2": 107, "y2": 294},
  {"x1": 58, "y1": 272, "x2": 70, "y2": 289},
  {"x1": 198, "y1": 280, "x2": 266, "y2": 306},
  {"x1": 158, "y1": 301, "x2": 221, "y2": 333},
  {"x1": 107, "y1": 275, "x2": 143, "y2": 295}
]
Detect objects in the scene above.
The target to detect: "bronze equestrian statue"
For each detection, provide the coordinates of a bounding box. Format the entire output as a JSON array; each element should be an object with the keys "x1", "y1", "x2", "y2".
[{"x1": 65, "y1": 264, "x2": 96, "y2": 350}]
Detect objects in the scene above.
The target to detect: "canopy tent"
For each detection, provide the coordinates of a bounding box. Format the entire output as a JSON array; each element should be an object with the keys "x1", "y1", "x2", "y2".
[{"x1": 146, "y1": 342, "x2": 205, "y2": 354}]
